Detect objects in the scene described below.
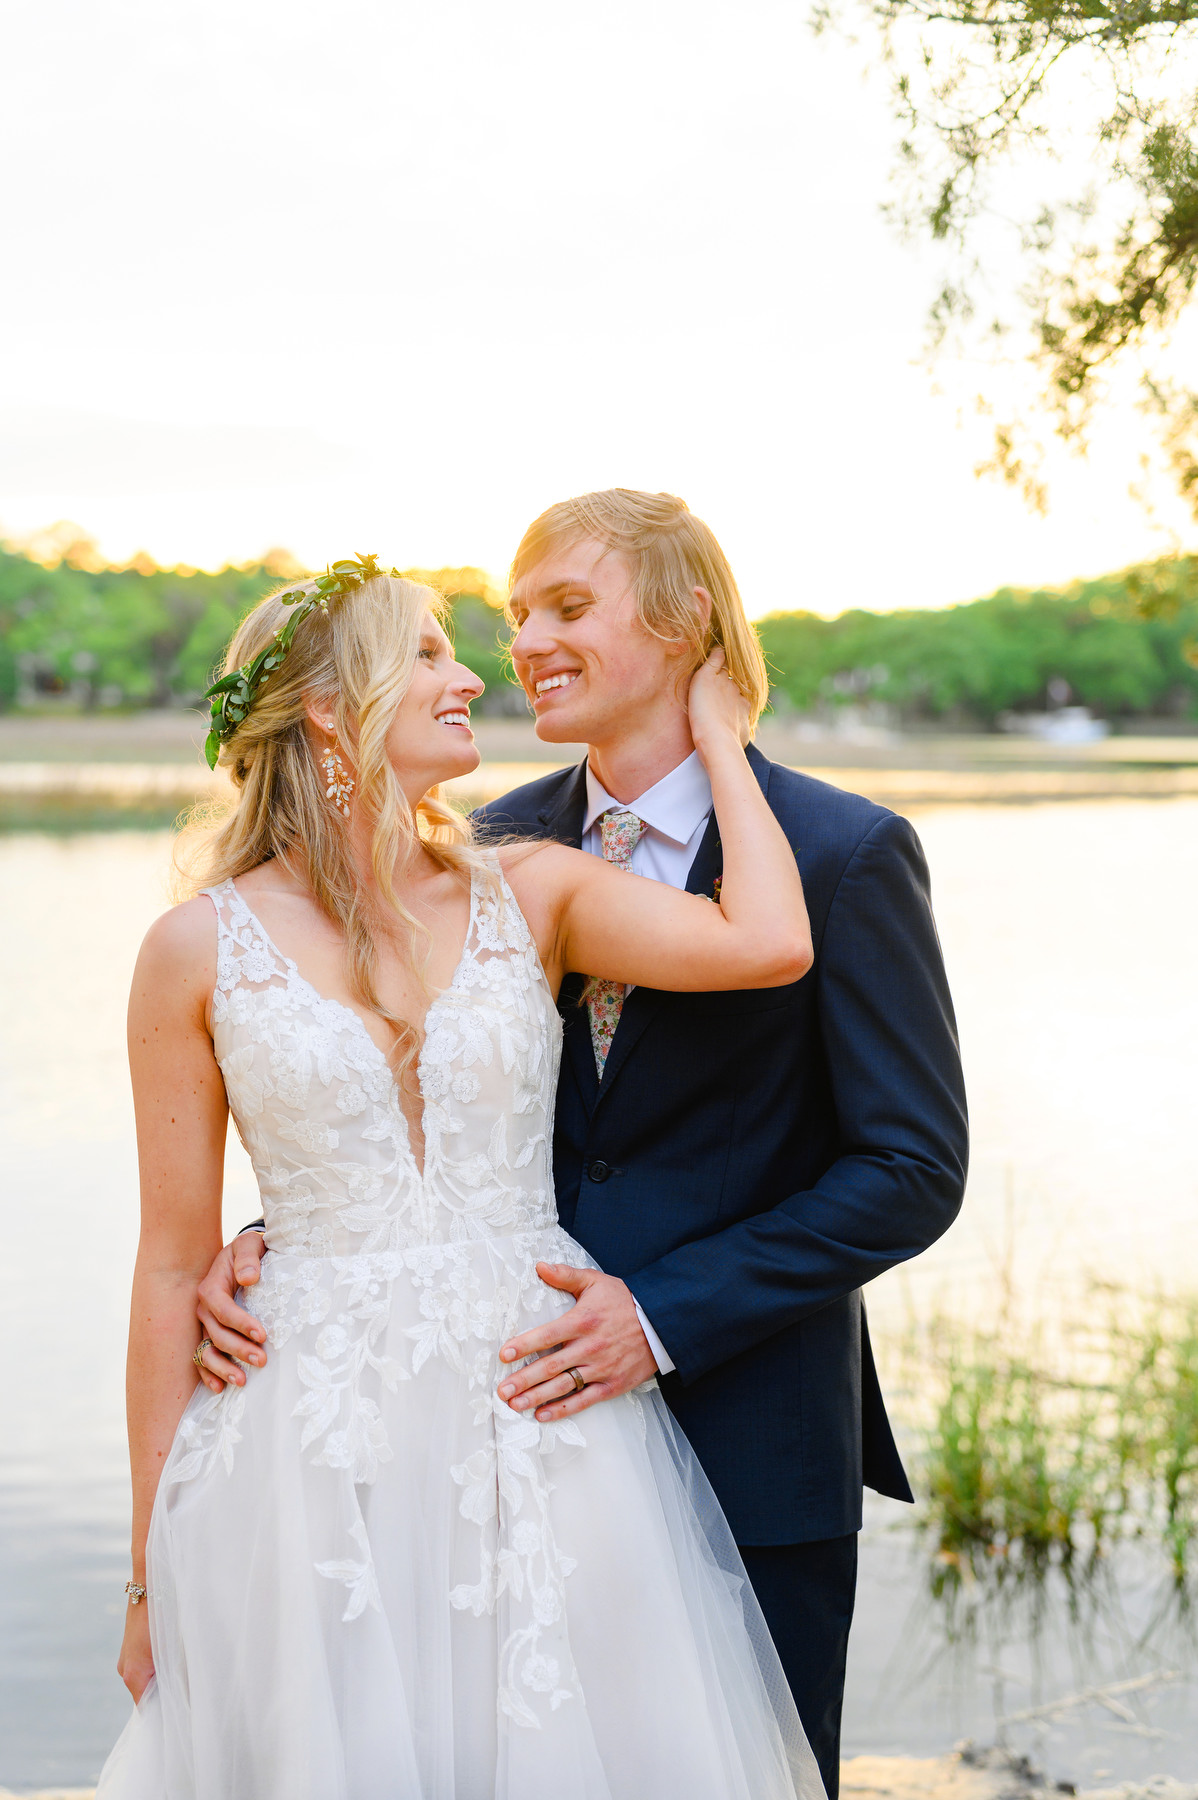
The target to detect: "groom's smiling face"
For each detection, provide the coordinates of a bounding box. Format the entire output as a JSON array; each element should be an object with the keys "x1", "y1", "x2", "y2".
[{"x1": 508, "y1": 537, "x2": 683, "y2": 749}]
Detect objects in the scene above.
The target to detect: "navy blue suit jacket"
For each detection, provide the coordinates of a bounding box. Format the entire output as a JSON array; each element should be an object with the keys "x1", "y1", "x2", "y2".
[{"x1": 477, "y1": 745, "x2": 968, "y2": 1544}]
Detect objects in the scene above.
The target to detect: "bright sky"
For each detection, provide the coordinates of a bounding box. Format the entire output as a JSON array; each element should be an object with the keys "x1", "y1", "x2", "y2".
[{"x1": 2, "y1": 0, "x2": 1192, "y2": 616}]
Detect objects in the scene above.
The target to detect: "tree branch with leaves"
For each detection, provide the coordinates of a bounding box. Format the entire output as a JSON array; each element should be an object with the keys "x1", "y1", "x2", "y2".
[{"x1": 835, "y1": 0, "x2": 1198, "y2": 518}]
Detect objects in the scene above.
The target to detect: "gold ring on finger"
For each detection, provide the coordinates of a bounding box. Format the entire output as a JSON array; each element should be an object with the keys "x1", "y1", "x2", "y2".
[
  {"x1": 565, "y1": 1367, "x2": 586, "y2": 1393},
  {"x1": 192, "y1": 1337, "x2": 214, "y2": 1371}
]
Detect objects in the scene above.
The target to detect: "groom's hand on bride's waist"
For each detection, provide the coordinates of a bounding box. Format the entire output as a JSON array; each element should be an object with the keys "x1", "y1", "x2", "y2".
[
  {"x1": 191, "y1": 1241, "x2": 658, "y2": 1418},
  {"x1": 497, "y1": 1265, "x2": 658, "y2": 1422},
  {"x1": 193, "y1": 1230, "x2": 269, "y2": 1394}
]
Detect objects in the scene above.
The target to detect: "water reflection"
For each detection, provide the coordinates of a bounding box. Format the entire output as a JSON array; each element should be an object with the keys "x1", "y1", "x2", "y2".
[
  {"x1": 1, "y1": 802, "x2": 1195, "y2": 1786},
  {"x1": 869, "y1": 800, "x2": 1198, "y2": 1322}
]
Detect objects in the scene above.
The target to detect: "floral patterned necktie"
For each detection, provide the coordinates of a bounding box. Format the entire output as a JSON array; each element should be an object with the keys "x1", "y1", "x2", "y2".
[{"x1": 588, "y1": 808, "x2": 647, "y2": 1076}]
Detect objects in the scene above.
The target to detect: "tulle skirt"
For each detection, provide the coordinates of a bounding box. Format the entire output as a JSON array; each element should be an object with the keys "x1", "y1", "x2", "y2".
[{"x1": 96, "y1": 1228, "x2": 824, "y2": 1800}]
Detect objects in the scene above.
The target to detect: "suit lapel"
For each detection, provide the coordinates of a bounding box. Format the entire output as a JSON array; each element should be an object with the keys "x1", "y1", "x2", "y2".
[
  {"x1": 593, "y1": 817, "x2": 716, "y2": 1102},
  {"x1": 537, "y1": 759, "x2": 587, "y2": 849},
  {"x1": 535, "y1": 763, "x2": 599, "y2": 1107},
  {"x1": 681, "y1": 742, "x2": 771, "y2": 903},
  {"x1": 562, "y1": 973, "x2": 601, "y2": 1110},
  {"x1": 590, "y1": 981, "x2": 663, "y2": 1101},
  {"x1": 683, "y1": 809, "x2": 722, "y2": 898},
  {"x1": 745, "y1": 739, "x2": 773, "y2": 803},
  {"x1": 591, "y1": 742, "x2": 775, "y2": 1108}
]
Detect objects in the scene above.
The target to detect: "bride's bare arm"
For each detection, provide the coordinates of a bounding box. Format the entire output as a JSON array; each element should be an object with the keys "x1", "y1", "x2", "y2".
[
  {"x1": 504, "y1": 652, "x2": 812, "y2": 998},
  {"x1": 118, "y1": 900, "x2": 227, "y2": 1699}
]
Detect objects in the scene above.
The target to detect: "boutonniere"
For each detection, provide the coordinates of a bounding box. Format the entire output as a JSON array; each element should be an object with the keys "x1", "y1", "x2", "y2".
[{"x1": 710, "y1": 875, "x2": 722, "y2": 905}]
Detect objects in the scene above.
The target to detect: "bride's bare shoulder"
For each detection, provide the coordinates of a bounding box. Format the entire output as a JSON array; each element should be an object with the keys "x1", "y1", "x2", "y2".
[
  {"x1": 494, "y1": 842, "x2": 599, "y2": 964},
  {"x1": 495, "y1": 839, "x2": 584, "y2": 902},
  {"x1": 125, "y1": 897, "x2": 224, "y2": 1039},
  {"x1": 135, "y1": 894, "x2": 220, "y2": 979},
  {"x1": 132, "y1": 861, "x2": 291, "y2": 1022},
  {"x1": 495, "y1": 839, "x2": 582, "y2": 878},
  {"x1": 138, "y1": 860, "x2": 299, "y2": 966},
  {"x1": 229, "y1": 860, "x2": 305, "y2": 903}
]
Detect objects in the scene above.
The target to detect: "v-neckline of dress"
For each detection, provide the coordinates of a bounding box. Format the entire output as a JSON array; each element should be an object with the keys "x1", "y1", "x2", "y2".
[{"x1": 223, "y1": 872, "x2": 479, "y2": 1180}]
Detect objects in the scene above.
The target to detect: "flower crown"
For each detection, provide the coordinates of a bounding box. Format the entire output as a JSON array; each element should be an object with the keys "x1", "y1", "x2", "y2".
[{"x1": 203, "y1": 553, "x2": 399, "y2": 769}]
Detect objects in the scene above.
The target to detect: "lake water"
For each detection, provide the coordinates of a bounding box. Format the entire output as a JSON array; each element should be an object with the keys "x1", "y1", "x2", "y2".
[{"x1": 1, "y1": 798, "x2": 1196, "y2": 1790}]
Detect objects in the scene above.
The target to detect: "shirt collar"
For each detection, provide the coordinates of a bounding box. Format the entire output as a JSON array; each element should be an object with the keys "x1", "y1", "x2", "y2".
[{"x1": 583, "y1": 750, "x2": 713, "y2": 847}]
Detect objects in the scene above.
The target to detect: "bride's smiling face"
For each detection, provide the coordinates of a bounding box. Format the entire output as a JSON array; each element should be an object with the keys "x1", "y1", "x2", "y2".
[{"x1": 383, "y1": 613, "x2": 485, "y2": 801}]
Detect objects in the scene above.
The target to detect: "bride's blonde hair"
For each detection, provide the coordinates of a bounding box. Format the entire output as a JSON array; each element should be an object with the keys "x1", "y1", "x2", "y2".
[{"x1": 177, "y1": 570, "x2": 499, "y2": 1076}]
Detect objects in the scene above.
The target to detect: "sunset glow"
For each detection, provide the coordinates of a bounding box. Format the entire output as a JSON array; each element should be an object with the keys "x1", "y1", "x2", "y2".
[{"x1": 2, "y1": 0, "x2": 1191, "y2": 614}]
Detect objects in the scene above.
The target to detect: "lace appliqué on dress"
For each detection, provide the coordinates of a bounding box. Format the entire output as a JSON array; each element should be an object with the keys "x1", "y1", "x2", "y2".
[{"x1": 172, "y1": 869, "x2": 597, "y2": 1727}]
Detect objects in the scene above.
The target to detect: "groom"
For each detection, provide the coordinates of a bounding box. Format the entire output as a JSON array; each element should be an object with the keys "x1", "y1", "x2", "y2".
[{"x1": 197, "y1": 489, "x2": 967, "y2": 1796}]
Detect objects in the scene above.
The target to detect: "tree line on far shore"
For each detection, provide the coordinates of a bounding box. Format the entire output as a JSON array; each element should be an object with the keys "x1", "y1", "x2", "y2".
[
  {"x1": 759, "y1": 562, "x2": 1198, "y2": 727},
  {"x1": 2, "y1": 532, "x2": 1196, "y2": 728}
]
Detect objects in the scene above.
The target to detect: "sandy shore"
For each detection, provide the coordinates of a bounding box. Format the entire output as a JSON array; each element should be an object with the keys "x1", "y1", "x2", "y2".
[
  {"x1": 842, "y1": 1748, "x2": 1198, "y2": 1800},
  {"x1": 5, "y1": 1751, "x2": 1196, "y2": 1800}
]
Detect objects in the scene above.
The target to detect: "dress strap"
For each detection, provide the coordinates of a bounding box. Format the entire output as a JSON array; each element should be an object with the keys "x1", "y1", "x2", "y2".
[
  {"x1": 201, "y1": 879, "x2": 293, "y2": 994},
  {"x1": 471, "y1": 858, "x2": 541, "y2": 971}
]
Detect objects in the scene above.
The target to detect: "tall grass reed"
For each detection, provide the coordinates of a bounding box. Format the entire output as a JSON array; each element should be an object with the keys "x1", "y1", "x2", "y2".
[{"x1": 897, "y1": 1286, "x2": 1198, "y2": 1621}]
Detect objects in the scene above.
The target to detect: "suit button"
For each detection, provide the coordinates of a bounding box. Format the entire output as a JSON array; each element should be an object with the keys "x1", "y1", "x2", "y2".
[{"x1": 588, "y1": 1160, "x2": 612, "y2": 1183}]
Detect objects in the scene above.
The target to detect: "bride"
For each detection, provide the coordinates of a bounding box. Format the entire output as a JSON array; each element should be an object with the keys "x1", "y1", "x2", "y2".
[{"x1": 98, "y1": 556, "x2": 823, "y2": 1800}]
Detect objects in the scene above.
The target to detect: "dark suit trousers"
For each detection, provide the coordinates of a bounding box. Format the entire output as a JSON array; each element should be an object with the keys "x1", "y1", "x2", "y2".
[{"x1": 737, "y1": 1535, "x2": 858, "y2": 1800}]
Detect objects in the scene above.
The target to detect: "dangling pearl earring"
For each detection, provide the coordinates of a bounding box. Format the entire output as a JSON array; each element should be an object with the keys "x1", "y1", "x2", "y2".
[{"x1": 320, "y1": 741, "x2": 355, "y2": 816}]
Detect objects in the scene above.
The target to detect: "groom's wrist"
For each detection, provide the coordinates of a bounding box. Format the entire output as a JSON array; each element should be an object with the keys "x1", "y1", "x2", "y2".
[{"x1": 632, "y1": 1300, "x2": 675, "y2": 1376}]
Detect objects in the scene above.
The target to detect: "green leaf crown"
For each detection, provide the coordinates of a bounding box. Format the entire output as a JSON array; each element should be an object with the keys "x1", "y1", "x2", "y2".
[{"x1": 203, "y1": 553, "x2": 399, "y2": 770}]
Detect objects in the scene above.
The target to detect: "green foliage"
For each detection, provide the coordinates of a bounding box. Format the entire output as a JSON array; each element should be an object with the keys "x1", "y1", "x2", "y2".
[
  {"x1": 849, "y1": 0, "x2": 1198, "y2": 508},
  {"x1": 203, "y1": 554, "x2": 399, "y2": 769},
  {"x1": 0, "y1": 545, "x2": 271, "y2": 710},
  {"x1": 2, "y1": 536, "x2": 1196, "y2": 727},
  {"x1": 0, "y1": 544, "x2": 520, "y2": 718},
  {"x1": 757, "y1": 560, "x2": 1198, "y2": 723},
  {"x1": 411, "y1": 568, "x2": 521, "y2": 709},
  {"x1": 906, "y1": 1288, "x2": 1198, "y2": 1625}
]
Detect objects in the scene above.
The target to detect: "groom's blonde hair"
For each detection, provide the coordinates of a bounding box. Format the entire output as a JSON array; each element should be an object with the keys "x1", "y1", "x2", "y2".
[{"x1": 508, "y1": 489, "x2": 771, "y2": 731}]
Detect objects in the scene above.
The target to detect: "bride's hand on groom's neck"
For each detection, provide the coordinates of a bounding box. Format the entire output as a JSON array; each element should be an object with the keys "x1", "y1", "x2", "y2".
[
  {"x1": 495, "y1": 1264, "x2": 658, "y2": 1422},
  {"x1": 686, "y1": 648, "x2": 752, "y2": 758}
]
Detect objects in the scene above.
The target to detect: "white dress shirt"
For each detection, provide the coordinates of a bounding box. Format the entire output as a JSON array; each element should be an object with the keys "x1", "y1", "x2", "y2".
[{"x1": 581, "y1": 750, "x2": 715, "y2": 1376}]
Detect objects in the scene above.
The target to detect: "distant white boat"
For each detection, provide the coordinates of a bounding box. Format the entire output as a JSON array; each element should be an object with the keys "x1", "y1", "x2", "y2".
[{"x1": 1000, "y1": 706, "x2": 1110, "y2": 745}]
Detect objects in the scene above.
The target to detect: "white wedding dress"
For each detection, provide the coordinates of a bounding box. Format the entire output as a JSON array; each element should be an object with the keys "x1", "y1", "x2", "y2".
[{"x1": 97, "y1": 868, "x2": 823, "y2": 1800}]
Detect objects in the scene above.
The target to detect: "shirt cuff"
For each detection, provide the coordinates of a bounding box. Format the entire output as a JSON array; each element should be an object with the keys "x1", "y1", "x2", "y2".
[{"x1": 633, "y1": 1301, "x2": 676, "y2": 1375}]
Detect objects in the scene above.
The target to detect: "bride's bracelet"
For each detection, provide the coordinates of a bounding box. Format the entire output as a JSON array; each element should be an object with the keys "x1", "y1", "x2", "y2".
[{"x1": 125, "y1": 1581, "x2": 147, "y2": 1606}]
